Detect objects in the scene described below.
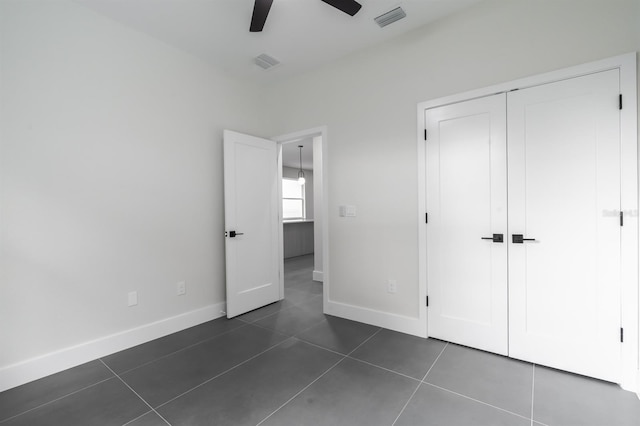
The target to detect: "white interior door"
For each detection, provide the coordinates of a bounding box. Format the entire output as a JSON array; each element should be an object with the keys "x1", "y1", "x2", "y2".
[
  {"x1": 223, "y1": 130, "x2": 280, "y2": 318},
  {"x1": 507, "y1": 70, "x2": 621, "y2": 382},
  {"x1": 426, "y1": 93, "x2": 508, "y2": 355}
]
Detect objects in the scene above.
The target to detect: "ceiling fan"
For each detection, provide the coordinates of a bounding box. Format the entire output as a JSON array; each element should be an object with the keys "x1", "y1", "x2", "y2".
[{"x1": 250, "y1": 0, "x2": 363, "y2": 32}]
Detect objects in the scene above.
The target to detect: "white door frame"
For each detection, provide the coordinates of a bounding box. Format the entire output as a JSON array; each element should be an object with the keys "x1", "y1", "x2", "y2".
[
  {"x1": 272, "y1": 126, "x2": 329, "y2": 310},
  {"x1": 417, "y1": 52, "x2": 638, "y2": 392}
]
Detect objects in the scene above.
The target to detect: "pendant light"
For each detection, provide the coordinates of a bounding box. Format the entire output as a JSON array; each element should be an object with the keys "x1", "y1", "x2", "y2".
[{"x1": 297, "y1": 145, "x2": 306, "y2": 185}]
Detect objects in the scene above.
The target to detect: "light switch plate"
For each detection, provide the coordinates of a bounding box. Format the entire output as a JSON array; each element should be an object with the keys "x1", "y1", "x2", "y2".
[
  {"x1": 128, "y1": 291, "x2": 138, "y2": 307},
  {"x1": 339, "y1": 205, "x2": 357, "y2": 217}
]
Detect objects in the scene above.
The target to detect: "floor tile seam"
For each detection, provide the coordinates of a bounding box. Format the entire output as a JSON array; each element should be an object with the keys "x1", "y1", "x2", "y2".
[
  {"x1": 254, "y1": 329, "x2": 380, "y2": 426},
  {"x1": 242, "y1": 293, "x2": 323, "y2": 324},
  {"x1": 254, "y1": 356, "x2": 348, "y2": 426},
  {"x1": 421, "y1": 342, "x2": 449, "y2": 381},
  {"x1": 239, "y1": 316, "x2": 298, "y2": 337},
  {"x1": 385, "y1": 339, "x2": 451, "y2": 425},
  {"x1": 153, "y1": 336, "x2": 296, "y2": 411},
  {"x1": 240, "y1": 303, "x2": 297, "y2": 324},
  {"x1": 0, "y1": 376, "x2": 116, "y2": 425},
  {"x1": 249, "y1": 310, "x2": 327, "y2": 338},
  {"x1": 391, "y1": 380, "x2": 423, "y2": 426},
  {"x1": 289, "y1": 336, "x2": 348, "y2": 357},
  {"x1": 369, "y1": 340, "x2": 451, "y2": 425},
  {"x1": 345, "y1": 327, "x2": 383, "y2": 357},
  {"x1": 120, "y1": 409, "x2": 154, "y2": 426},
  {"x1": 345, "y1": 356, "x2": 422, "y2": 383},
  {"x1": 112, "y1": 322, "x2": 252, "y2": 376},
  {"x1": 98, "y1": 360, "x2": 172, "y2": 426},
  {"x1": 290, "y1": 315, "x2": 332, "y2": 337},
  {"x1": 421, "y1": 382, "x2": 533, "y2": 422}
]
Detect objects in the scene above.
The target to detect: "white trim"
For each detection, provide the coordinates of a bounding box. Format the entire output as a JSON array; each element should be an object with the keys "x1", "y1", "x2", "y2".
[
  {"x1": 312, "y1": 270, "x2": 323, "y2": 282},
  {"x1": 618, "y1": 53, "x2": 638, "y2": 393},
  {"x1": 418, "y1": 53, "x2": 636, "y2": 110},
  {"x1": 417, "y1": 52, "x2": 638, "y2": 393},
  {"x1": 272, "y1": 126, "x2": 329, "y2": 312},
  {"x1": 325, "y1": 299, "x2": 427, "y2": 337},
  {"x1": 0, "y1": 303, "x2": 226, "y2": 392}
]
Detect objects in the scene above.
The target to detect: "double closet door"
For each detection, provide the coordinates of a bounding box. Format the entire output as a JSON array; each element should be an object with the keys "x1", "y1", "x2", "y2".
[{"x1": 426, "y1": 69, "x2": 622, "y2": 383}]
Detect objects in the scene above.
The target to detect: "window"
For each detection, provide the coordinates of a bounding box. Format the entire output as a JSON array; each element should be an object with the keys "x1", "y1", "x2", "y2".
[{"x1": 282, "y1": 178, "x2": 305, "y2": 220}]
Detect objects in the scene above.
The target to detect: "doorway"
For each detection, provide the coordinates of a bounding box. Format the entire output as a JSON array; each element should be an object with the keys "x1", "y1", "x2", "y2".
[
  {"x1": 274, "y1": 127, "x2": 328, "y2": 311},
  {"x1": 280, "y1": 138, "x2": 321, "y2": 305}
]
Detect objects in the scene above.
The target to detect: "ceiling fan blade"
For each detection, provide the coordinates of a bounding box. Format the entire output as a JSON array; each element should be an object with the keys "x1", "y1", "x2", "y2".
[
  {"x1": 250, "y1": 0, "x2": 274, "y2": 32},
  {"x1": 320, "y1": 0, "x2": 362, "y2": 16}
]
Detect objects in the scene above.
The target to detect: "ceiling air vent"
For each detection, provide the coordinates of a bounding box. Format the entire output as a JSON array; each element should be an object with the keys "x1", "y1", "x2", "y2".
[
  {"x1": 374, "y1": 7, "x2": 406, "y2": 28},
  {"x1": 254, "y1": 53, "x2": 280, "y2": 70}
]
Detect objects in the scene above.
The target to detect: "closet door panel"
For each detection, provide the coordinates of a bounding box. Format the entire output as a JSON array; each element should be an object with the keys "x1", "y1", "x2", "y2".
[
  {"x1": 507, "y1": 69, "x2": 621, "y2": 382},
  {"x1": 426, "y1": 93, "x2": 508, "y2": 355}
]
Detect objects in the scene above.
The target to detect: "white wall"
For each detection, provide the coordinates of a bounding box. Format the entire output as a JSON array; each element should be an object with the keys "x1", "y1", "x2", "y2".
[
  {"x1": 0, "y1": 0, "x2": 271, "y2": 383},
  {"x1": 264, "y1": 0, "x2": 640, "y2": 323}
]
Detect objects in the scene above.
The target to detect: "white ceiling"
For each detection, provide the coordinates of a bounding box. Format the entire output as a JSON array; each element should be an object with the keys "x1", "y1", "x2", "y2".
[
  {"x1": 282, "y1": 138, "x2": 313, "y2": 170},
  {"x1": 75, "y1": 0, "x2": 481, "y2": 84}
]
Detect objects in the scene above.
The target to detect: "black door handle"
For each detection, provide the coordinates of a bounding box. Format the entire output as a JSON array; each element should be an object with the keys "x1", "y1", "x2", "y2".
[
  {"x1": 228, "y1": 230, "x2": 244, "y2": 238},
  {"x1": 481, "y1": 234, "x2": 504, "y2": 243},
  {"x1": 512, "y1": 234, "x2": 535, "y2": 244}
]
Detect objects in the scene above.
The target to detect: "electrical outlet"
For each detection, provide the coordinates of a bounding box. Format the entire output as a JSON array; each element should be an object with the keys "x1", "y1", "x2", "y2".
[
  {"x1": 387, "y1": 280, "x2": 397, "y2": 294},
  {"x1": 177, "y1": 281, "x2": 186, "y2": 296},
  {"x1": 128, "y1": 291, "x2": 138, "y2": 306}
]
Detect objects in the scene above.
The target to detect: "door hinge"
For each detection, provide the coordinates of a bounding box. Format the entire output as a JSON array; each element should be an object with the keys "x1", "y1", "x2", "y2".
[
  {"x1": 425, "y1": 213, "x2": 428, "y2": 224},
  {"x1": 620, "y1": 327, "x2": 624, "y2": 343},
  {"x1": 620, "y1": 211, "x2": 624, "y2": 226},
  {"x1": 426, "y1": 296, "x2": 429, "y2": 307},
  {"x1": 424, "y1": 129, "x2": 427, "y2": 140},
  {"x1": 619, "y1": 94, "x2": 623, "y2": 110}
]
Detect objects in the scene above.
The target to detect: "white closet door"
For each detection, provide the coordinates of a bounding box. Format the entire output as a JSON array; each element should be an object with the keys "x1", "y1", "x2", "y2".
[
  {"x1": 507, "y1": 70, "x2": 621, "y2": 382},
  {"x1": 426, "y1": 93, "x2": 508, "y2": 355}
]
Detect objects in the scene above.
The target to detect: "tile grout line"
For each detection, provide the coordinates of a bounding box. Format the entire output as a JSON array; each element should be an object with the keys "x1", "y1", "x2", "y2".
[
  {"x1": 242, "y1": 306, "x2": 327, "y2": 338},
  {"x1": 391, "y1": 342, "x2": 449, "y2": 426},
  {"x1": 154, "y1": 336, "x2": 294, "y2": 410},
  {"x1": 255, "y1": 328, "x2": 383, "y2": 426},
  {"x1": 99, "y1": 360, "x2": 172, "y2": 426},
  {"x1": 243, "y1": 293, "x2": 324, "y2": 325},
  {"x1": 347, "y1": 356, "x2": 423, "y2": 384},
  {"x1": 120, "y1": 409, "x2": 154, "y2": 426},
  {"x1": 290, "y1": 329, "x2": 422, "y2": 384},
  {"x1": 422, "y1": 382, "x2": 532, "y2": 422},
  {"x1": 0, "y1": 376, "x2": 115, "y2": 425},
  {"x1": 530, "y1": 364, "x2": 536, "y2": 426},
  {"x1": 254, "y1": 357, "x2": 347, "y2": 426},
  {"x1": 289, "y1": 336, "x2": 349, "y2": 357},
  {"x1": 241, "y1": 272, "x2": 323, "y2": 324},
  {"x1": 114, "y1": 322, "x2": 252, "y2": 376}
]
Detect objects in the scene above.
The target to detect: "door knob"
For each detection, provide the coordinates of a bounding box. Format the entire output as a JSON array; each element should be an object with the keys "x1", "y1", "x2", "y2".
[
  {"x1": 512, "y1": 234, "x2": 535, "y2": 244},
  {"x1": 481, "y1": 234, "x2": 504, "y2": 243},
  {"x1": 228, "y1": 230, "x2": 244, "y2": 238}
]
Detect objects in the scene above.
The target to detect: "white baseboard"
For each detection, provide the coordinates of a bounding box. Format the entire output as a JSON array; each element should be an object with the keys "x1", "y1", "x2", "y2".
[
  {"x1": 324, "y1": 299, "x2": 426, "y2": 338},
  {"x1": 637, "y1": 370, "x2": 640, "y2": 400},
  {"x1": 0, "y1": 302, "x2": 226, "y2": 392},
  {"x1": 312, "y1": 270, "x2": 323, "y2": 282}
]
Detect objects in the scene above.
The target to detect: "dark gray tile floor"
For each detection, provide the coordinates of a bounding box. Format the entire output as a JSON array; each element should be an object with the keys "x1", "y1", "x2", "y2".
[{"x1": 1, "y1": 254, "x2": 639, "y2": 425}]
